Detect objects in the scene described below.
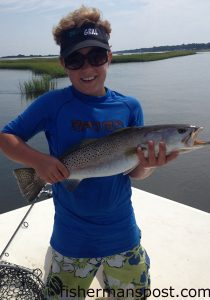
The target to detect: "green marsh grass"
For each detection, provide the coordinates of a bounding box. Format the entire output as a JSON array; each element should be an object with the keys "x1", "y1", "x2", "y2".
[
  {"x1": 19, "y1": 75, "x2": 57, "y2": 99},
  {"x1": 0, "y1": 51, "x2": 196, "y2": 78},
  {"x1": 0, "y1": 58, "x2": 65, "y2": 78},
  {"x1": 111, "y1": 50, "x2": 196, "y2": 63}
]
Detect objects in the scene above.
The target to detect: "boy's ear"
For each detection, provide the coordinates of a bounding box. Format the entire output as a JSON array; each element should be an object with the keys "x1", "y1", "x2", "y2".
[{"x1": 108, "y1": 51, "x2": 112, "y2": 65}]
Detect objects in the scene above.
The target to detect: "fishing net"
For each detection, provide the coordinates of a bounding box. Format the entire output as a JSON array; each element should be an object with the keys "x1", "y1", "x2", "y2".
[
  {"x1": 0, "y1": 188, "x2": 53, "y2": 299},
  {"x1": 0, "y1": 261, "x2": 46, "y2": 300}
]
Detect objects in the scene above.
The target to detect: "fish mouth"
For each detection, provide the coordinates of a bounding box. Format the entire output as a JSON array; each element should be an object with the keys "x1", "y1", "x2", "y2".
[{"x1": 181, "y1": 126, "x2": 210, "y2": 151}]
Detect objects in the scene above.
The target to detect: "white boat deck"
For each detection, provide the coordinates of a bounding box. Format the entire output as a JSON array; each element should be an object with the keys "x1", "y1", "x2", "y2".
[{"x1": 0, "y1": 188, "x2": 209, "y2": 299}]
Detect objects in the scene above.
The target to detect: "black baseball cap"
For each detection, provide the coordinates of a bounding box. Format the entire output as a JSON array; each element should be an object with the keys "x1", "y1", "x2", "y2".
[{"x1": 60, "y1": 22, "x2": 110, "y2": 58}]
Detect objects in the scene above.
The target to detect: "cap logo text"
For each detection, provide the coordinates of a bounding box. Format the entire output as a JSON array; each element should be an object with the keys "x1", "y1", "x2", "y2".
[{"x1": 84, "y1": 28, "x2": 98, "y2": 36}]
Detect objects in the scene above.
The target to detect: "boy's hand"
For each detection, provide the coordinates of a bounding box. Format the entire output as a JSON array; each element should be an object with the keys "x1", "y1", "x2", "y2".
[
  {"x1": 32, "y1": 153, "x2": 70, "y2": 184},
  {"x1": 137, "y1": 141, "x2": 179, "y2": 169},
  {"x1": 129, "y1": 141, "x2": 179, "y2": 179}
]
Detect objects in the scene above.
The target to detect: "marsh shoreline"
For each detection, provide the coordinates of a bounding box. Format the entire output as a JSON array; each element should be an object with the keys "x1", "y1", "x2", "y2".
[{"x1": 0, "y1": 50, "x2": 196, "y2": 78}]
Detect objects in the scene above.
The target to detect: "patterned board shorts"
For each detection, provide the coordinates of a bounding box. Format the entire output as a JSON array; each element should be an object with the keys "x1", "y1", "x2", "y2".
[{"x1": 45, "y1": 244, "x2": 150, "y2": 300}]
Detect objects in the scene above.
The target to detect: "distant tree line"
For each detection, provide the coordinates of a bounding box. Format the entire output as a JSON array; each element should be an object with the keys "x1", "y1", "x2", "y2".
[
  {"x1": 114, "y1": 42, "x2": 210, "y2": 54},
  {"x1": 2, "y1": 54, "x2": 57, "y2": 58},
  {"x1": 2, "y1": 42, "x2": 210, "y2": 58}
]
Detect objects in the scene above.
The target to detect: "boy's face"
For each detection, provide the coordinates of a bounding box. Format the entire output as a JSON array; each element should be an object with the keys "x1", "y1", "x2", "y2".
[{"x1": 61, "y1": 47, "x2": 112, "y2": 97}]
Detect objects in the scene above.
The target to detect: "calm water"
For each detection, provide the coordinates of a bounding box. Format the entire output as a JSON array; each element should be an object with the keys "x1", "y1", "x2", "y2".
[{"x1": 0, "y1": 52, "x2": 210, "y2": 213}]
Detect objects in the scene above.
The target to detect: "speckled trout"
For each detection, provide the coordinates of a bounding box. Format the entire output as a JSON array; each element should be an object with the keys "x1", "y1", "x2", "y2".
[{"x1": 14, "y1": 124, "x2": 209, "y2": 202}]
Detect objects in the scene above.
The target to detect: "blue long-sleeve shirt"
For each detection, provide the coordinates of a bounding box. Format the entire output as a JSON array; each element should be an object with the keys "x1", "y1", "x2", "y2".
[{"x1": 2, "y1": 85, "x2": 144, "y2": 258}]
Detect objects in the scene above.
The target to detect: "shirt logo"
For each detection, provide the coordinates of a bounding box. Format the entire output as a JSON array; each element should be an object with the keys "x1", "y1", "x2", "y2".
[
  {"x1": 84, "y1": 28, "x2": 98, "y2": 36},
  {"x1": 72, "y1": 120, "x2": 124, "y2": 132}
]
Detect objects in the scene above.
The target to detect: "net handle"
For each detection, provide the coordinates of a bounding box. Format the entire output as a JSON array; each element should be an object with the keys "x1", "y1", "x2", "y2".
[{"x1": 0, "y1": 187, "x2": 52, "y2": 260}]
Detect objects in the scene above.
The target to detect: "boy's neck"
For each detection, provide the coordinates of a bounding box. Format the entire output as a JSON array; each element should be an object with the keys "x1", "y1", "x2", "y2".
[{"x1": 72, "y1": 85, "x2": 106, "y2": 97}]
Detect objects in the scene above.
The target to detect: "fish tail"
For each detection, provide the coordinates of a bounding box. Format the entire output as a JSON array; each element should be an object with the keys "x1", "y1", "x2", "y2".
[{"x1": 13, "y1": 168, "x2": 46, "y2": 203}]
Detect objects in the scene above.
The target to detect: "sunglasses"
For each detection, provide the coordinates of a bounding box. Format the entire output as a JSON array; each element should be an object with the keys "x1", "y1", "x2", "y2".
[{"x1": 64, "y1": 47, "x2": 108, "y2": 70}]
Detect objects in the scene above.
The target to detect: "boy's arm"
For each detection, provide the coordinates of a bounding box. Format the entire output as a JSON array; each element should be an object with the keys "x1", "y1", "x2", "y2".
[
  {"x1": 129, "y1": 141, "x2": 179, "y2": 180},
  {"x1": 0, "y1": 133, "x2": 69, "y2": 184}
]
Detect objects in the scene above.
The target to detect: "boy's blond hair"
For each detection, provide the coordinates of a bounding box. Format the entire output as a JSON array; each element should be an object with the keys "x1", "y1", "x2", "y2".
[{"x1": 53, "y1": 6, "x2": 111, "y2": 45}]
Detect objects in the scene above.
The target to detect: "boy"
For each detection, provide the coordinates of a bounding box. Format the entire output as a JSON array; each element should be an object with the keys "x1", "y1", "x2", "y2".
[{"x1": 0, "y1": 6, "x2": 178, "y2": 300}]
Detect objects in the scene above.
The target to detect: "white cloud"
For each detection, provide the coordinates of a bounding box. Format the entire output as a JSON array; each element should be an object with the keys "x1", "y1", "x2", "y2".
[
  {"x1": 0, "y1": 0, "x2": 84, "y2": 13},
  {"x1": 0, "y1": 0, "x2": 210, "y2": 56},
  {"x1": 108, "y1": 0, "x2": 210, "y2": 50},
  {"x1": 0, "y1": 0, "x2": 150, "y2": 14}
]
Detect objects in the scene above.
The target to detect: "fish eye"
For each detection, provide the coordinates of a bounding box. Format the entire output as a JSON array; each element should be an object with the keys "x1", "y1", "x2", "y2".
[{"x1": 177, "y1": 128, "x2": 187, "y2": 134}]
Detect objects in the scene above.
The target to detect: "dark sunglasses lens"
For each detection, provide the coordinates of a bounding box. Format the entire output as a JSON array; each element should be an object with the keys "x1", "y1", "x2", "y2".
[
  {"x1": 65, "y1": 53, "x2": 84, "y2": 70},
  {"x1": 88, "y1": 49, "x2": 108, "y2": 66},
  {"x1": 64, "y1": 48, "x2": 108, "y2": 70}
]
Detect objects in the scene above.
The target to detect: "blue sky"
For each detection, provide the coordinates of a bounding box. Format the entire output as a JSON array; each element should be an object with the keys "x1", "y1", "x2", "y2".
[{"x1": 0, "y1": 0, "x2": 210, "y2": 57}]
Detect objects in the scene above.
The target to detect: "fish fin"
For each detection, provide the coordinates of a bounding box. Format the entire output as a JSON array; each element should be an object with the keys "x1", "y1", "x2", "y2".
[
  {"x1": 62, "y1": 179, "x2": 81, "y2": 191},
  {"x1": 123, "y1": 164, "x2": 140, "y2": 175},
  {"x1": 122, "y1": 148, "x2": 140, "y2": 175},
  {"x1": 13, "y1": 168, "x2": 45, "y2": 203}
]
